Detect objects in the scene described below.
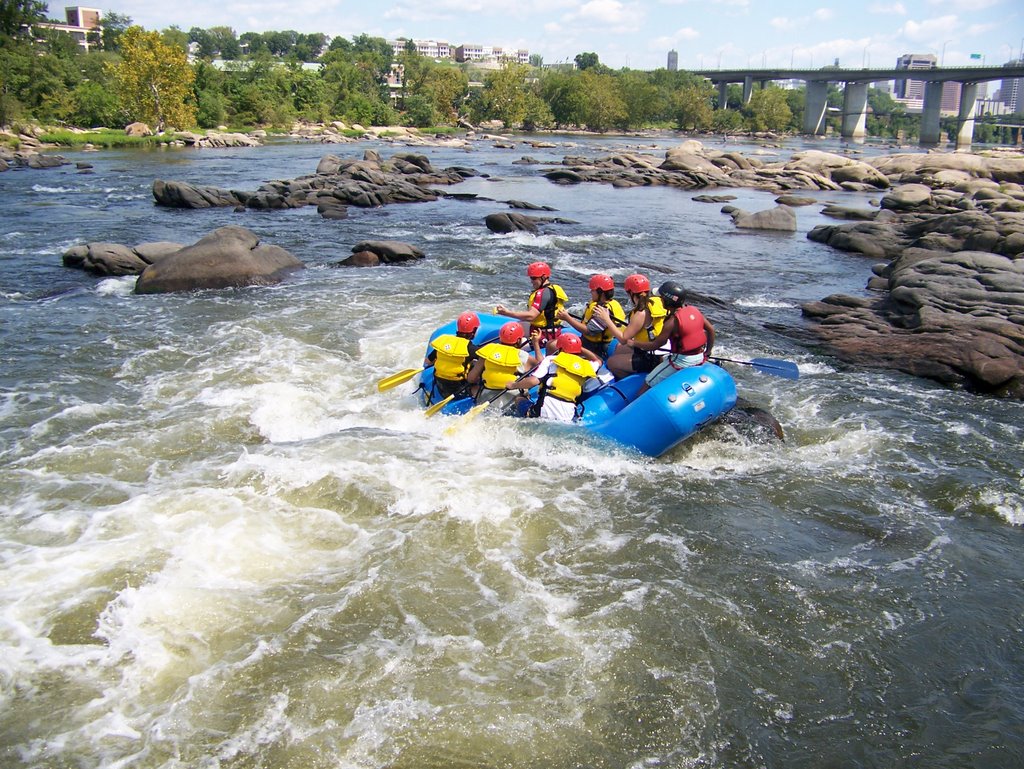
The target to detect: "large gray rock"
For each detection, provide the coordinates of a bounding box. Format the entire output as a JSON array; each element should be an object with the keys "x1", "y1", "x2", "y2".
[
  {"x1": 134, "y1": 226, "x2": 303, "y2": 294},
  {"x1": 63, "y1": 241, "x2": 183, "y2": 276},
  {"x1": 729, "y1": 205, "x2": 798, "y2": 231},
  {"x1": 349, "y1": 240, "x2": 424, "y2": 264}
]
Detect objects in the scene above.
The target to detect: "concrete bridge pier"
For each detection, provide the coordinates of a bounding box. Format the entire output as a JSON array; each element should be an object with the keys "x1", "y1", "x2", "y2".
[
  {"x1": 803, "y1": 80, "x2": 829, "y2": 136},
  {"x1": 841, "y1": 82, "x2": 868, "y2": 140},
  {"x1": 955, "y1": 82, "x2": 979, "y2": 150},
  {"x1": 743, "y1": 76, "x2": 754, "y2": 104},
  {"x1": 921, "y1": 80, "x2": 945, "y2": 144},
  {"x1": 718, "y1": 81, "x2": 728, "y2": 109}
]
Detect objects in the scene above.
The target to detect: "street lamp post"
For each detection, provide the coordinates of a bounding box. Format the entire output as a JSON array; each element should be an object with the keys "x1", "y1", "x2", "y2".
[{"x1": 941, "y1": 39, "x2": 952, "y2": 66}]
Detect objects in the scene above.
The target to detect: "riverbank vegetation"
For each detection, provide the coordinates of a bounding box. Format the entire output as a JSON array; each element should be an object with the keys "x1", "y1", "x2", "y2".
[{"x1": 2, "y1": 4, "x2": 1021, "y2": 146}]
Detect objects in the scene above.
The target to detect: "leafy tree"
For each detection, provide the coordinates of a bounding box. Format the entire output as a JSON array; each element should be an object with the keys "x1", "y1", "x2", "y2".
[
  {"x1": 480, "y1": 63, "x2": 530, "y2": 127},
  {"x1": 711, "y1": 108, "x2": 745, "y2": 132},
  {"x1": 101, "y1": 11, "x2": 132, "y2": 52},
  {"x1": 0, "y1": 0, "x2": 46, "y2": 36},
  {"x1": 161, "y1": 25, "x2": 188, "y2": 52},
  {"x1": 70, "y1": 79, "x2": 121, "y2": 126},
  {"x1": 112, "y1": 26, "x2": 196, "y2": 129},
  {"x1": 746, "y1": 87, "x2": 792, "y2": 132},
  {"x1": 617, "y1": 70, "x2": 664, "y2": 128},
  {"x1": 422, "y1": 65, "x2": 468, "y2": 122},
  {"x1": 673, "y1": 82, "x2": 713, "y2": 130},
  {"x1": 188, "y1": 27, "x2": 216, "y2": 59},
  {"x1": 574, "y1": 52, "x2": 600, "y2": 71},
  {"x1": 239, "y1": 31, "x2": 265, "y2": 55},
  {"x1": 528, "y1": 53, "x2": 543, "y2": 68},
  {"x1": 541, "y1": 70, "x2": 588, "y2": 127},
  {"x1": 209, "y1": 26, "x2": 240, "y2": 59},
  {"x1": 579, "y1": 70, "x2": 626, "y2": 131}
]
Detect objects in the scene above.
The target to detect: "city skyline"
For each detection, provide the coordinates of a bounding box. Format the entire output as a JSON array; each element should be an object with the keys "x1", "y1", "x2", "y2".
[{"x1": 45, "y1": 0, "x2": 1022, "y2": 72}]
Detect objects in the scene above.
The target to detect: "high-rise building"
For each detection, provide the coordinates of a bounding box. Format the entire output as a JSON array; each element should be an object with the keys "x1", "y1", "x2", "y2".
[
  {"x1": 667, "y1": 50, "x2": 678, "y2": 71},
  {"x1": 894, "y1": 53, "x2": 937, "y2": 100},
  {"x1": 1001, "y1": 58, "x2": 1024, "y2": 113}
]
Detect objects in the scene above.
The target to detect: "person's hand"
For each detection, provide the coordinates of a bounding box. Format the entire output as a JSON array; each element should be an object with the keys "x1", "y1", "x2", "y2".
[
  {"x1": 592, "y1": 305, "x2": 609, "y2": 321},
  {"x1": 555, "y1": 308, "x2": 570, "y2": 321},
  {"x1": 495, "y1": 304, "x2": 507, "y2": 315}
]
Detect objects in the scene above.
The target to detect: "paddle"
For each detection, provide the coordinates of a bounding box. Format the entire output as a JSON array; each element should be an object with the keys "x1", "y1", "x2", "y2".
[
  {"x1": 443, "y1": 367, "x2": 539, "y2": 435},
  {"x1": 377, "y1": 367, "x2": 423, "y2": 392},
  {"x1": 424, "y1": 382, "x2": 474, "y2": 417},
  {"x1": 710, "y1": 356, "x2": 800, "y2": 380}
]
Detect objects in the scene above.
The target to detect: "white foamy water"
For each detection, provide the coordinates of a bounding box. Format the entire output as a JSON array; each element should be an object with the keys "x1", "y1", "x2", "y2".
[{"x1": 2, "y1": 137, "x2": 1023, "y2": 769}]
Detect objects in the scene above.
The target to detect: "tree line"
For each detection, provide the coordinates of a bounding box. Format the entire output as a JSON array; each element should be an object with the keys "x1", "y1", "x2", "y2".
[{"x1": 1, "y1": 3, "x2": 1019, "y2": 145}]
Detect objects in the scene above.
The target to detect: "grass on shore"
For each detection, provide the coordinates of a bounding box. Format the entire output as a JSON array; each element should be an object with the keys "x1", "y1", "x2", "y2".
[{"x1": 37, "y1": 129, "x2": 183, "y2": 148}]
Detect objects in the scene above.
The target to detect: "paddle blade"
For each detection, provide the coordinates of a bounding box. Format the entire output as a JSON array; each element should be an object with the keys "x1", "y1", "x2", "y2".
[
  {"x1": 424, "y1": 394, "x2": 455, "y2": 417},
  {"x1": 377, "y1": 368, "x2": 422, "y2": 392},
  {"x1": 443, "y1": 402, "x2": 490, "y2": 436},
  {"x1": 750, "y1": 358, "x2": 800, "y2": 380}
]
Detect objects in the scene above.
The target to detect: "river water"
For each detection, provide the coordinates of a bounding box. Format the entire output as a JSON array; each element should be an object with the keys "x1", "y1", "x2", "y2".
[{"x1": 1, "y1": 134, "x2": 1022, "y2": 768}]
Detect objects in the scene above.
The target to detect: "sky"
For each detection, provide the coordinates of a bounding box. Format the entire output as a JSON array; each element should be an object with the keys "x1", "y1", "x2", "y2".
[{"x1": 49, "y1": 0, "x2": 1023, "y2": 71}]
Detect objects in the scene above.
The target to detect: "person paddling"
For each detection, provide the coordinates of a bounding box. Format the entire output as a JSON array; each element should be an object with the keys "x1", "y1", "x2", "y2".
[
  {"x1": 627, "y1": 281, "x2": 715, "y2": 396},
  {"x1": 423, "y1": 311, "x2": 481, "y2": 403},
  {"x1": 495, "y1": 261, "x2": 567, "y2": 347},
  {"x1": 466, "y1": 321, "x2": 537, "y2": 413},
  {"x1": 509, "y1": 334, "x2": 600, "y2": 422},
  {"x1": 592, "y1": 273, "x2": 669, "y2": 379},
  {"x1": 557, "y1": 273, "x2": 626, "y2": 359}
]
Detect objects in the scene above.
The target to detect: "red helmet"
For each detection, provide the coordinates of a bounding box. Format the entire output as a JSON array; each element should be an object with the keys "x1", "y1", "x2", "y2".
[
  {"x1": 456, "y1": 311, "x2": 480, "y2": 334},
  {"x1": 624, "y1": 273, "x2": 650, "y2": 294},
  {"x1": 557, "y1": 334, "x2": 582, "y2": 354},
  {"x1": 499, "y1": 321, "x2": 524, "y2": 345},
  {"x1": 589, "y1": 274, "x2": 614, "y2": 292},
  {"x1": 526, "y1": 261, "x2": 551, "y2": 279}
]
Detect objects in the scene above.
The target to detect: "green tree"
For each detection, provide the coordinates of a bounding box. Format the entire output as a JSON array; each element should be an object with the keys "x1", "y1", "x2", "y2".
[
  {"x1": 160, "y1": 25, "x2": 188, "y2": 52},
  {"x1": 673, "y1": 82, "x2": 713, "y2": 130},
  {"x1": 210, "y1": 26, "x2": 240, "y2": 59},
  {"x1": 112, "y1": 26, "x2": 196, "y2": 129},
  {"x1": 579, "y1": 70, "x2": 626, "y2": 131},
  {"x1": 70, "y1": 79, "x2": 121, "y2": 126},
  {"x1": 746, "y1": 87, "x2": 792, "y2": 132},
  {"x1": 0, "y1": 0, "x2": 45, "y2": 36},
  {"x1": 617, "y1": 70, "x2": 664, "y2": 128},
  {"x1": 574, "y1": 52, "x2": 600, "y2": 71},
  {"x1": 101, "y1": 11, "x2": 132, "y2": 52},
  {"x1": 541, "y1": 70, "x2": 588, "y2": 127},
  {"x1": 481, "y1": 63, "x2": 530, "y2": 127},
  {"x1": 422, "y1": 65, "x2": 467, "y2": 122}
]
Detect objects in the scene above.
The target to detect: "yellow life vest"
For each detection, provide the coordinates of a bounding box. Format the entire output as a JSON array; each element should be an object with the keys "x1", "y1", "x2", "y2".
[
  {"x1": 476, "y1": 342, "x2": 523, "y2": 389},
  {"x1": 546, "y1": 351, "x2": 597, "y2": 403},
  {"x1": 430, "y1": 334, "x2": 471, "y2": 381},
  {"x1": 582, "y1": 299, "x2": 626, "y2": 343},
  {"x1": 631, "y1": 296, "x2": 668, "y2": 343},
  {"x1": 529, "y1": 282, "x2": 568, "y2": 330}
]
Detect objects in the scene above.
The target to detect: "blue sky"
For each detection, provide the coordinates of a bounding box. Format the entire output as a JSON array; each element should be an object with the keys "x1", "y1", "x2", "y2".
[{"x1": 50, "y1": 1, "x2": 1022, "y2": 71}]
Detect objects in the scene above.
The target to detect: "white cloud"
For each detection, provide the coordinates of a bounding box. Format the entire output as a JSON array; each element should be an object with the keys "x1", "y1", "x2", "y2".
[
  {"x1": 868, "y1": 1, "x2": 907, "y2": 13},
  {"x1": 900, "y1": 15, "x2": 959, "y2": 43},
  {"x1": 813, "y1": 8, "x2": 834, "y2": 21},
  {"x1": 770, "y1": 17, "x2": 797, "y2": 31}
]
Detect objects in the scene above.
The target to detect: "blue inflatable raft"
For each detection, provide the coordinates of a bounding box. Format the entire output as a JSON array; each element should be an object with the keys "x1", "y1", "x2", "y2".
[{"x1": 418, "y1": 313, "x2": 737, "y2": 458}]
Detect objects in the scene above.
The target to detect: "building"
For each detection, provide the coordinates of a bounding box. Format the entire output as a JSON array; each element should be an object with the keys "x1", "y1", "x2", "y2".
[
  {"x1": 390, "y1": 39, "x2": 453, "y2": 61},
  {"x1": 667, "y1": 50, "x2": 678, "y2": 71},
  {"x1": 1001, "y1": 58, "x2": 1024, "y2": 113},
  {"x1": 894, "y1": 53, "x2": 936, "y2": 101},
  {"x1": 35, "y1": 5, "x2": 102, "y2": 51}
]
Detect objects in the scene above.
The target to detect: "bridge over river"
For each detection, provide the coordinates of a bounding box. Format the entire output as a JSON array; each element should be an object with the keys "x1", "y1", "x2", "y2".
[{"x1": 694, "y1": 65, "x2": 1024, "y2": 147}]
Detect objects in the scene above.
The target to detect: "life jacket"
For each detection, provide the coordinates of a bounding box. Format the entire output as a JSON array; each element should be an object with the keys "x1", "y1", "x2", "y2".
[
  {"x1": 582, "y1": 299, "x2": 626, "y2": 343},
  {"x1": 545, "y1": 351, "x2": 598, "y2": 403},
  {"x1": 430, "y1": 334, "x2": 472, "y2": 381},
  {"x1": 529, "y1": 282, "x2": 568, "y2": 331},
  {"x1": 629, "y1": 296, "x2": 668, "y2": 343},
  {"x1": 475, "y1": 342, "x2": 522, "y2": 389},
  {"x1": 670, "y1": 305, "x2": 708, "y2": 355}
]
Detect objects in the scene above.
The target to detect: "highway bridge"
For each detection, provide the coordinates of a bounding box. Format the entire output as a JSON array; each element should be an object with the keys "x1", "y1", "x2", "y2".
[{"x1": 693, "y1": 64, "x2": 1024, "y2": 147}]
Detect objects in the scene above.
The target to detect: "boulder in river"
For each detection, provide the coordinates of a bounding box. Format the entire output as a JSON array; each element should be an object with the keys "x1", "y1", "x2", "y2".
[{"x1": 134, "y1": 226, "x2": 303, "y2": 294}]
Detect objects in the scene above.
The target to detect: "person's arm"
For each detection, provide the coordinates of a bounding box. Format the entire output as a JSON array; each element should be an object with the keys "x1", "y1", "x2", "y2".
[
  {"x1": 496, "y1": 287, "x2": 545, "y2": 324},
  {"x1": 557, "y1": 308, "x2": 587, "y2": 334},
  {"x1": 467, "y1": 357, "x2": 483, "y2": 384},
  {"x1": 703, "y1": 318, "x2": 716, "y2": 359},
  {"x1": 594, "y1": 305, "x2": 644, "y2": 342},
  {"x1": 631, "y1": 314, "x2": 676, "y2": 351}
]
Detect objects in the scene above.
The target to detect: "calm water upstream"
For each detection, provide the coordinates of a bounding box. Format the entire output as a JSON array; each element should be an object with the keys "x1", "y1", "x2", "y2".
[{"x1": 1, "y1": 134, "x2": 1022, "y2": 769}]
